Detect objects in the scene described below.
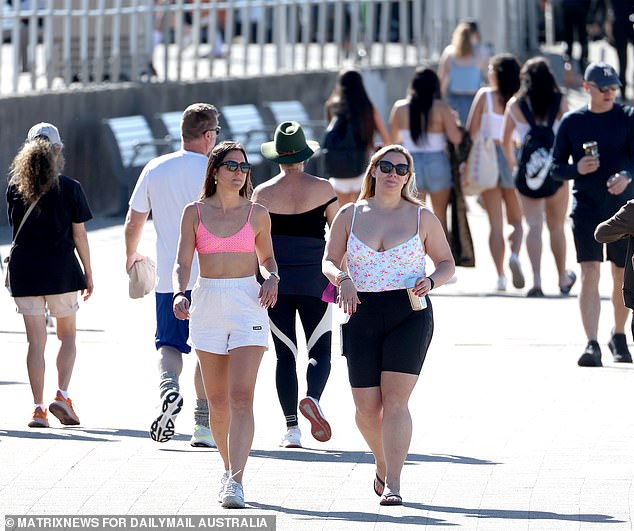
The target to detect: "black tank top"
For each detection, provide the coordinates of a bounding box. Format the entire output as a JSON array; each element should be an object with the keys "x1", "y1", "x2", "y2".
[{"x1": 269, "y1": 197, "x2": 337, "y2": 239}]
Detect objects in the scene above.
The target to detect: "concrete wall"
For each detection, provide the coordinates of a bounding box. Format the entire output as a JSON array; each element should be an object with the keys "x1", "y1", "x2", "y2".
[{"x1": 0, "y1": 66, "x2": 414, "y2": 225}]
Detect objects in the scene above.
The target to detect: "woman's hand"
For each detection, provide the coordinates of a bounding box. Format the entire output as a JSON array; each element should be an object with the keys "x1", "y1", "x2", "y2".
[
  {"x1": 410, "y1": 277, "x2": 433, "y2": 297},
  {"x1": 258, "y1": 277, "x2": 278, "y2": 309},
  {"x1": 82, "y1": 273, "x2": 94, "y2": 301},
  {"x1": 173, "y1": 293, "x2": 190, "y2": 320},
  {"x1": 337, "y1": 278, "x2": 361, "y2": 315}
]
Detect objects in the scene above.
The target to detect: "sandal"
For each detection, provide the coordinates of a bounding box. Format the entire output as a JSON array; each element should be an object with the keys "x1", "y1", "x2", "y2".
[
  {"x1": 526, "y1": 287, "x2": 544, "y2": 298},
  {"x1": 379, "y1": 492, "x2": 403, "y2": 506},
  {"x1": 373, "y1": 473, "x2": 385, "y2": 497},
  {"x1": 560, "y1": 270, "x2": 577, "y2": 295}
]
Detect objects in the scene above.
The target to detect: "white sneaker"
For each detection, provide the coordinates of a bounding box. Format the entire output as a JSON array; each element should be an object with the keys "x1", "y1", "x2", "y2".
[
  {"x1": 149, "y1": 390, "x2": 183, "y2": 443},
  {"x1": 509, "y1": 254, "x2": 525, "y2": 289},
  {"x1": 217, "y1": 470, "x2": 230, "y2": 503},
  {"x1": 280, "y1": 426, "x2": 302, "y2": 448},
  {"x1": 222, "y1": 478, "x2": 245, "y2": 509},
  {"x1": 190, "y1": 424, "x2": 216, "y2": 448},
  {"x1": 496, "y1": 276, "x2": 507, "y2": 291}
]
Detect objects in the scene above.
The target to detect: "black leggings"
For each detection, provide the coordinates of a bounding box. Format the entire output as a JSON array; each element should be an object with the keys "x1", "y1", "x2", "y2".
[{"x1": 269, "y1": 294, "x2": 332, "y2": 427}]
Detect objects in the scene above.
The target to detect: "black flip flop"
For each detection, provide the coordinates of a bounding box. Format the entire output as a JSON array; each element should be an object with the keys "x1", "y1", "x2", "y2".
[
  {"x1": 380, "y1": 492, "x2": 403, "y2": 506},
  {"x1": 373, "y1": 473, "x2": 385, "y2": 497}
]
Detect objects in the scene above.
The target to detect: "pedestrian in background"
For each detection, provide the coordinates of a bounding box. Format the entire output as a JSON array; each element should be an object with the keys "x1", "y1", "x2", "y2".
[
  {"x1": 502, "y1": 57, "x2": 574, "y2": 298},
  {"x1": 551, "y1": 61, "x2": 634, "y2": 367},
  {"x1": 323, "y1": 144, "x2": 455, "y2": 506},
  {"x1": 124, "y1": 103, "x2": 219, "y2": 447},
  {"x1": 466, "y1": 53, "x2": 524, "y2": 292},
  {"x1": 438, "y1": 21, "x2": 488, "y2": 125},
  {"x1": 6, "y1": 122, "x2": 93, "y2": 428},
  {"x1": 324, "y1": 68, "x2": 390, "y2": 205},
  {"x1": 173, "y1": 141, "x2": 278, "y2": 509},
  {"x1": 389, "y1": 67, "x2": 463, "y2": 239},
  {"x1": 595, "y1": 200, "x2": 634, "y2": 350},
  {"x1": 253, "y1": 122, "x2": 339, "y2": 449}
]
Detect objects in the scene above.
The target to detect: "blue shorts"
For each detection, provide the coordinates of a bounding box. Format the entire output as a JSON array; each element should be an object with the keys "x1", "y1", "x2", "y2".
[
  {"x1": 156, "y1": 291, "x2": 191, "y2": 353},
  {"x1": 447, "y1": 92, "x2": 476, "y2": 126},
  {"x1": 412, "y1": 151, "x2": 453, "y2": 193},
  {"x1": 496, "y1": 144, "x2": 515, "y2": 189}
]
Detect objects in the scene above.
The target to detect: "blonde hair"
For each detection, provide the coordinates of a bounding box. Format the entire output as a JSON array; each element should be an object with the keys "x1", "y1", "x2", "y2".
[
  {"x1": 9, "y1": 137, "x2": 62, "y2": 203},
  {"x1": 451, "y1": 22, "x2": 473, "y2": 58},
  {"x1": 358, "y1": 144, "x2": 421, "y2": 205}
]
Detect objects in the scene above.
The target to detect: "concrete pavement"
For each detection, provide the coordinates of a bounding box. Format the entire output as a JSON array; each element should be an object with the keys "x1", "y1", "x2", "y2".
[{"x1": 1, "y1": 197, "x2": 633, "y2": 531}]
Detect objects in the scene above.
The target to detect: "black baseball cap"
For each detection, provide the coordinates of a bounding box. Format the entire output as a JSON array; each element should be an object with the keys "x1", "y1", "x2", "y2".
[{"x1": 584, "y1": 62, "x2": 621, "y2": 88}]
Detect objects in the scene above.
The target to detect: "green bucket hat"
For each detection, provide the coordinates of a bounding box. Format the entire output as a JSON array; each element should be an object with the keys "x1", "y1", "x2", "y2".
[{"x1": 260, "y1": 121, "x2": 320, "y2": 164}]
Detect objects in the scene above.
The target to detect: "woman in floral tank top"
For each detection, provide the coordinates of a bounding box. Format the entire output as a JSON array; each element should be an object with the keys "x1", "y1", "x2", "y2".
[{"x1": 323, "y1": 144, "x2": 455, "y2": 506}]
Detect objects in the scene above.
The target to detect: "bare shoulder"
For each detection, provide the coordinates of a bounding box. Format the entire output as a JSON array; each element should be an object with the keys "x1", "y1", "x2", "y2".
[
  {"x1": 419, "y1": 205, "x2": 439, "y2": 223},
  {"x1": 392, "y1": 98, "x2": 409, "y2": 110}
]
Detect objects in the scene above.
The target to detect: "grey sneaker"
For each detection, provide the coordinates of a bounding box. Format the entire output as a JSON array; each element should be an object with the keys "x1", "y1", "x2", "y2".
[
  {"x1": 150, "y1": 390, "x2": 183, "y2": 442},
  {"x1": 578, "y1": 340, "x2": 602, "y2": 367},
  {"x1": 222, "y1": 478, "x2": 245, "y2": 509},
  {"x1": 608, "y1": 332, "x2": 633, "y2": 363}
]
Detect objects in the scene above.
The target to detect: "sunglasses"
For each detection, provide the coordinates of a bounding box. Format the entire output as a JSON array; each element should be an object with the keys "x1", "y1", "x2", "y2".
[
  {"x1": 206, "y1": 126, "x2": 222, "y2": 135},
  {"x1": 220, "y1": 161, "x2": 251, "y2": 173},
  {"x1": 378, "y1": 160, "x2": 410, "y2": 177},
  {"x1": 589, "y1": 83, "x2": 620, "y2": 93}
]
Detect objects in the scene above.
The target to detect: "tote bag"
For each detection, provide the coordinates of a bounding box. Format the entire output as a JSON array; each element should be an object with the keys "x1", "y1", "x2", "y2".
[{"x1": 462, "y1": 92, "x2": 498, "y2": 195}]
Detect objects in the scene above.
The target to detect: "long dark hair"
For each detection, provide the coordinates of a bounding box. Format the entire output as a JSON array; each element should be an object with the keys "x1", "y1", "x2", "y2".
[
  {"x1": 201, "y1": 141, "x2": 251, "y2": 199},
  {"x1": 408, "y1": 67, "x2": 441, "y2": 144},
  {"x1": 517, "y1": 57, "x2": 561, "y2": 121},
  {"x1": 490, "y1": 53, "x2": 520, "y2": 107},
  {"x1": 325, "y1": 68, "x2": 375, "y2": 148},
  {"x1": 9, "y1": 137, "x2": 63, "y2": 203}
]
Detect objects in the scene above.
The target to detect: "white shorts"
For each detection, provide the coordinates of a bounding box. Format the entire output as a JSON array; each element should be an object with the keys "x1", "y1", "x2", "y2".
[
  {"x1": 329, "y1": 176, "x2": 364, "y2": 194},
  {"x1": 14, "y1": 292, "x2": 79, "y2": 318},
  {"x1": 189, "y1": 276, "x2": 269, "y2": 354}
]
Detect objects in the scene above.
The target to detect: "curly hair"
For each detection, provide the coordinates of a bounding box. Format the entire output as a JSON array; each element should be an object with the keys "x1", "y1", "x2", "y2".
[
  {"x1": 9, "y1": 137, "x2": 63, "y2": 203},
  {"x1": 358, "y1": 144, "x2": 421, "y2": 205},
  {"x1": 201, "y1": 141, "x2": 252, "y2": 199}
]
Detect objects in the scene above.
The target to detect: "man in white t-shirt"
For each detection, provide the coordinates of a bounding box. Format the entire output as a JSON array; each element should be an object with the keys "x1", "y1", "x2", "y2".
[{"x1": 124, "y1": 103, "x2": 220, "y2": 446}]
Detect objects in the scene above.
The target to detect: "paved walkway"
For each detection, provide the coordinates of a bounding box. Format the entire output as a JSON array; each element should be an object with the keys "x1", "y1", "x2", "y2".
[{"x1": 1, "y1": 197, "x2": 633, "y2": 531}]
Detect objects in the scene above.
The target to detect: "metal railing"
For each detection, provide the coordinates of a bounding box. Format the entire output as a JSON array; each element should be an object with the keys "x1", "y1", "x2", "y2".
[{"x1": 0, "y1": 0, "x2": 539, "y2": 95}]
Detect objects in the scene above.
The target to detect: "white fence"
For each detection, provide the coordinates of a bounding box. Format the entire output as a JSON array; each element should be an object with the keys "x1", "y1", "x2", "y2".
[{"x1": 0, "y1": 0, "x2": 539, "y2": 95}]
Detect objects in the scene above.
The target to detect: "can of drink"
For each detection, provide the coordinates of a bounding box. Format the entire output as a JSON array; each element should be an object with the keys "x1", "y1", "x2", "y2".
[
  {"x1": 583, "y1": 141, "x2": 599, "y2": 158},
  {"x1": 405, "y1": 277, "x2": 427, "y2": 311}
]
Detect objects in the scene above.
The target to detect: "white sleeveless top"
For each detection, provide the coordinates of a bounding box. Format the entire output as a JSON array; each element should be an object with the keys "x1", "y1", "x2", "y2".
[
  {"x1": 484, "y1": 89, "x2": 504, "y2": 142},
  {"x1": 346, "y1": 204, "x2": 427, "y2": 292},
  {"x1": 399, "y1": 129, "x2": 447, "y2": 153},
  {"x1": 509, "y1": 104, "x2": 561, "y2": 143}
]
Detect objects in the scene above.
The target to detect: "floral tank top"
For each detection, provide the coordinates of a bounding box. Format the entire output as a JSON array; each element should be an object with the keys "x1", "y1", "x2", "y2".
[{"x1": 346, "y1": 204, "x2": 426, "y2": 292}]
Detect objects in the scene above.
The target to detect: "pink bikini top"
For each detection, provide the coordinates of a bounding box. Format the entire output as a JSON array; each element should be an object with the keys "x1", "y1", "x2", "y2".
[{"x1": 195, "y1": 202, "x2": 256, "y2": 254}]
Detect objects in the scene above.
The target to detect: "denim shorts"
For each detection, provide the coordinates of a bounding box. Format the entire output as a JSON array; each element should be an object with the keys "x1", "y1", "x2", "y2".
[
  {"x1": 496, "y1": 144, "x2": 514, "y2": 189},
  {"x1": 411, "y1": 151, "x2": 453, "y2": 193}
]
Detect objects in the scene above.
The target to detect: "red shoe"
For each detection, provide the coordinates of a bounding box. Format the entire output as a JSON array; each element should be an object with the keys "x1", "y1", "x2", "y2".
[
  {"x1": 299, "y1": 397, "x2": 331, "y2": 442},
  {"x1": 28, "y1": 406, "x2": 49, "y2": 428},
  {"x1": 49, "y1": 391, "x2": 80, "y2": 425}
]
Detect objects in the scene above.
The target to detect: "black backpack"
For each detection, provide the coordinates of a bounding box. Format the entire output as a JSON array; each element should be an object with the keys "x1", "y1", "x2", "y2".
[
  {"x1": 322, "y1": 115, "x2": 368, "y2": 178},
  {"x1": 515, "y1": 95, "x2": 563, "y2": 199}
]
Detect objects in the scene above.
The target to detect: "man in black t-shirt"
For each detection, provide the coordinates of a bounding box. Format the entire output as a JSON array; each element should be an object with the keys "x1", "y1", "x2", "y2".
[{"x1": 552, "y1": 62, "x2": 634, "y2": 367}]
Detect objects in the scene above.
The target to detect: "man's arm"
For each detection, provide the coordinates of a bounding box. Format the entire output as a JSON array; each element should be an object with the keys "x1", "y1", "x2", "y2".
[
  {"x1": 550, "y1": 118, "x2": 579, "y2": 181},
  {"x1": 124, "y1": 207, "x2": 150, "y2": 272},
  {"x1": 595, "y1": 200, "x2": 634, "y2": 243}
]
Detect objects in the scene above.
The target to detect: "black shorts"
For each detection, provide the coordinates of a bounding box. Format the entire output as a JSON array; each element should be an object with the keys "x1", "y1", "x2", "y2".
[
  {"x1": 341, "y1": 290, "x2": 434, "y2": 388},
  {"x1": 571, "y1": 212, "x2": 628, "y2": 267}
]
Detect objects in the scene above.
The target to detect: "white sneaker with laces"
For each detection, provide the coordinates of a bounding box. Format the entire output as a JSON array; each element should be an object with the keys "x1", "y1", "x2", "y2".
[
  {"x1": 190, "y1": 424, "x2": 216, "y2": 448},
  {"x1": 222, "y1": 478, "x2": 245, "y2": 508},
  {"x1": 217, "y1": 470, "x2": 230, "y2": 503},
  {"x1": 280, "y1": 426, "x2": 302, "y2": 448}
]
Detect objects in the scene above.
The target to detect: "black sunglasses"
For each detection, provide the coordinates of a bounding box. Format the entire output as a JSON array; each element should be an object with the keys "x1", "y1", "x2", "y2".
[
  {"x1": 378, "y1": 160, "x2": 410, "y2": 177},
  {"x1": 589, "y1": 83, "x2": 619, "y2": 93},
  {"x1": 220, "y1": 161, "x2": 251, "y2": 173}
]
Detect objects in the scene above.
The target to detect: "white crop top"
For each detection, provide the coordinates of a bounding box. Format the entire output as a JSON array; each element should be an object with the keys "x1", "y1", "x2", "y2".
[
  {"x1": 399, "y1": 129, "x2": 447, "y2": 153},
  {"x1": 346, "y1": 204, "x2": 426, "y2": 292},
  {"x1": 484, "y1": 89, "x2": 504, "y2": 142}
]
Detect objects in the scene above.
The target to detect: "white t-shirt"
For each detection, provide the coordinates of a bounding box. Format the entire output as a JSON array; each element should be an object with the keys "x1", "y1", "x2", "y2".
[{"x1": 129, "y1": 149, "x2": 208, "y2": 293}]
